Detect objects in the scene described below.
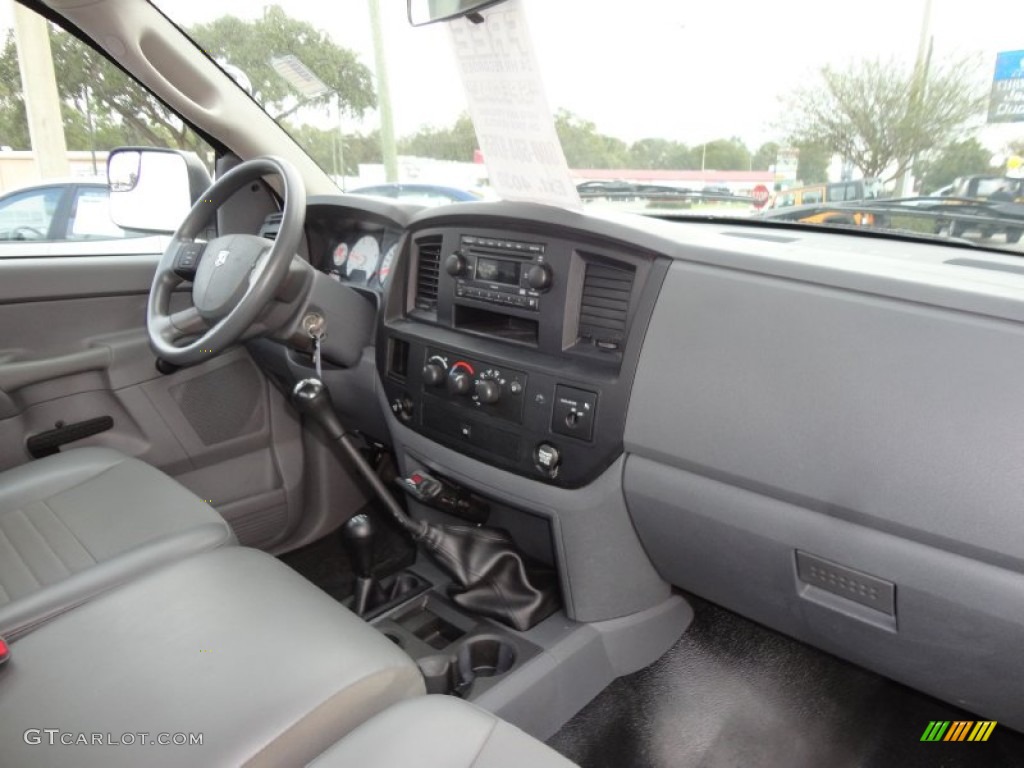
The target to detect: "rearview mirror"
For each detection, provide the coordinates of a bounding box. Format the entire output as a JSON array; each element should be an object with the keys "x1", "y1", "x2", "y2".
[
  {"x1": 408, "y1": 0, "x2": 506, "y2": 26},
  {"x1": 107, "y1": 148, "x2": 211, "y2": 233}
]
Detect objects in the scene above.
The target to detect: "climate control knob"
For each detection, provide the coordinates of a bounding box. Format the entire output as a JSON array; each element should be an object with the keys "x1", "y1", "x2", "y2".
[
  {"x1": 422, "y1": 361, "x2": 447, "y2": 387},
  {"x1": 448, "y1": 370, "x2": 473, "y2": 396},
  {"x1": 526, "y1": 263, "x2": 552, "y2": 291},
  {"x1": 475, "y1": 379, "x2": 501, "y2": 404},
  {"x1": 445, "y1": 252, "x2": 467, "y2": 277}
]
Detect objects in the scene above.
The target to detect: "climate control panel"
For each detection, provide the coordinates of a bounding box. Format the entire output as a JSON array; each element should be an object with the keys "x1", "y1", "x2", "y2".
[{"x1": 421, "y1": 349, "x2": 527, "y2": 425}]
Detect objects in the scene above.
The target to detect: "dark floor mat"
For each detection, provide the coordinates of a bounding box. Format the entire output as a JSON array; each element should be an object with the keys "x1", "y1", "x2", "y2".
[
  {"x1": 279, "y1": 502, "x2": 416, "y2": 603},
  {"x1": 549, "y1": 597, "x2": 1024, "y2": 768}
]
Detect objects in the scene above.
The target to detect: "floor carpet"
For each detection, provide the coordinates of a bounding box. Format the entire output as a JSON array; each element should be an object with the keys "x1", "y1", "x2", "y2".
[{"x1": 548, "y1": 596, "x2": 1024, "y2": 768}]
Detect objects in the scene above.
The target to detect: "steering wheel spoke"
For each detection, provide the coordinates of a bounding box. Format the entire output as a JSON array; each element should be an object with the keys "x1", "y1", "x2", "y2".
[{"x1": 152, "y1": 306, "x2": 208, "y2": 344}]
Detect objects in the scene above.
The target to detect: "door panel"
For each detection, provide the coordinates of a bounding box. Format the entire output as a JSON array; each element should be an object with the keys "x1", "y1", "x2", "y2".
[{"x1": 0, "y1": 253, "x2": 305, "y2": 550}]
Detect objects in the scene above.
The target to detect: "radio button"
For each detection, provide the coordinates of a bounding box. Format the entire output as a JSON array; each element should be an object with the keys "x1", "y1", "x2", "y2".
[{"x1": 526, "y1": 263, "x2": 552, "y2": 291}]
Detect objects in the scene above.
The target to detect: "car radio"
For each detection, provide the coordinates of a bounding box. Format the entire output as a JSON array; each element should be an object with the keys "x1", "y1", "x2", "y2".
[{"x1": 445, "y1": 235, "x2": 554, "y2": 312}]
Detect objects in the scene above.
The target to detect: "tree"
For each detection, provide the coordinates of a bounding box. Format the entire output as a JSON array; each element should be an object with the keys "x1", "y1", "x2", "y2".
[
  {"x1": 554, "y1": 110, "x2": 629, "y2": 169},
  {"x1": 189, "y1": 6, "x2": 375, "y2": 122},
  {"x1": 48, "y1": 28, "x2": 204, "y2": 152},
  {"x1": 0, "y1": 8, "x2": 374, "y2": 158},
  {"x1": 287, "y1": 124, "x2": 381, "y2": 176},
  {"x1": 751, "y1": 142, "x2": 779, "y2": 172},
  {"x1": 398, "y1": 114, "x2": 477, "y2": 161},
  {"x1": 699, "y1": 137, "x2": 751, "y2": 171},
  {"x1": 918, "y1": 138, "x2": 995, "y2": 193},
  {"x1": 628, "y1": 138, "x2": 695, "y2": 170},
  {"x1": 786, "y1": 56, "x2": 987, "y2": 182},
  {"x1": 0, "y1": 31, "x2": 29, "y2": 149},
  {"x1": 795, "y1": 142, "x2": 830, "y2": 184}
]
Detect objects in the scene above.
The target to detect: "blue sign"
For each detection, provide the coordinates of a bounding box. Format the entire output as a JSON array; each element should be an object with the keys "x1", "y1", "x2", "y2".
[{"x1": 989, "y1": 50, "x2": 1024, "y2": 123}]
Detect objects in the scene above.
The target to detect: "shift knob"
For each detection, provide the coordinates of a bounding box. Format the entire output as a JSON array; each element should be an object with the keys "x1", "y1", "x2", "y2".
[
  {"x1": 341, "y1": 513, "x2": 375, "y2": 579},
  {"x1": 291, "y1": 378, "x2": 346, "y2": 441}
]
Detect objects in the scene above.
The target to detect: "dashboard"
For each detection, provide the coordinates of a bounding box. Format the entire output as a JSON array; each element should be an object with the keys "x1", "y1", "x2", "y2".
[
  {"x1": 374, "y1": 212, "x2": 669, "y2": 488},
  {"x1": 265, "y1": 194, "x2": 1024, "y2": 731}
]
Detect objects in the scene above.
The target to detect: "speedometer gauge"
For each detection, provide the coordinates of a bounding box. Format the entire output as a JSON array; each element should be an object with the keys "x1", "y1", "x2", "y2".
[
  {"x1": 347, "y1": 235, "x2": 380, "y2": 277},
  {"x1": 378, "y1": 243, "x2": 398, "y2": 287},
  {"x1": 331, "y1": 242, "x2": 348, "y2": 269}
]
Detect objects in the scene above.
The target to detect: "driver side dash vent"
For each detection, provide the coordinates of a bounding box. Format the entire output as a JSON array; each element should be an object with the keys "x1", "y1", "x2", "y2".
[
  {"x1": 414, "y1": 235, "x2": 442, "y2": 311},
  {"x1": 259, "y1": 212, "x2": 283, "y2": 240}
]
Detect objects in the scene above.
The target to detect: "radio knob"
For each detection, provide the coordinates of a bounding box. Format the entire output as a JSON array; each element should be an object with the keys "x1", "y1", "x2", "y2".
[
  {"x1": 445, "y1": 252, "x2": 467, "y2": 277},
  {"x1": 422, "y1": 361, "x2": 447, "y2": 387},
  {"x1": 526, "y1": 263, "x2": 552, "y2": 291},
  {"x1": 475, "y1": 379, "x2": 501, "y2": 404},
  {"x1": 448, "y1": 370, "x2": 473, "y2": 396}
]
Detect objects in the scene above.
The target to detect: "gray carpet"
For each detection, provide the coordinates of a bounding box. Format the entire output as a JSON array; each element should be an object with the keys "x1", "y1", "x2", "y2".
[{"x1": 549, "y1": 597, "x2": 1024, "y2": 768}]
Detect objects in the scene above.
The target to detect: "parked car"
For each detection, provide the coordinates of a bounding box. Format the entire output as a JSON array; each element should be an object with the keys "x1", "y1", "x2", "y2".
[
  {"x1": 576, "y1": 180, "x2": 638, "y2": 200},
  {"x1": 0, "y1": 179, "x2": 168, "y2": 257}
]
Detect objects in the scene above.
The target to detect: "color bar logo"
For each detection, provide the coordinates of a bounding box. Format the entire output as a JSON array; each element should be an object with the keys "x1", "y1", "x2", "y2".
[{"x1": 920, "y1": 721, "x2": 997, "y2": 742}]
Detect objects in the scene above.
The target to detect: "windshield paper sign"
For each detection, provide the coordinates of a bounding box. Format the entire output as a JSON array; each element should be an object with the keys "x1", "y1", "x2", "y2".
[
  {"x1": 447, "y1": 0, "x2": 581, "y2": 208},
  {"x1": 989, "y1": 50, "x2": 1024, "y2": 123}
]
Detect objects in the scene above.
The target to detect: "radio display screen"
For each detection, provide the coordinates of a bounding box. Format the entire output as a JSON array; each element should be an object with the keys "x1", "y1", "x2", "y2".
[{"x1": 475, "y1": 257, "x2": 520, "y2": 285}]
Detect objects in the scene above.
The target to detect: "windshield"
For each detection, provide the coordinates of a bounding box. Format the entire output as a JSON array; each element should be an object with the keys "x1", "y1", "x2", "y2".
[{"x1": 5, "y1": 0, "x2": 1024, "y2": 253}]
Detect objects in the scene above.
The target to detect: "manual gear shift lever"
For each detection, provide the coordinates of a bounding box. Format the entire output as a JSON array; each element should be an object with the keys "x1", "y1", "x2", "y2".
[
  {"x1": 341, "y1": 513, "x2": 377, "y2": 616},
  {"x1": 291, "y1": 377, "x2": 560, "y2": 631}
]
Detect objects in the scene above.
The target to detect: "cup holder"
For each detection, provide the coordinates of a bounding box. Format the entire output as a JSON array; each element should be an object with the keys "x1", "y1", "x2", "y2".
[{"x1": 414, "y1": 635, "x2": 518, "y2": 698}]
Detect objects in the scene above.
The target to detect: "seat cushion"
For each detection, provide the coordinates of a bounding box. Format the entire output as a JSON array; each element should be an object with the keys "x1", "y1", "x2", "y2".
[
  {"x1": 0, "y1": 546, "x2": 426, "y2": 768},
  {"x1": 0, "y1": 447, "x2": 235, "y2": 637},
  {"x1": 308, "y1": 696, "x2": 578, "y2": 768}
]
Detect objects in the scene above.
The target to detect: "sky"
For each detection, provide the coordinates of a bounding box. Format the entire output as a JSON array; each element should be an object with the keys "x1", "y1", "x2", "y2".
[{"x1": 3, "y1": 0, "x2": 1023, "y2": 152}]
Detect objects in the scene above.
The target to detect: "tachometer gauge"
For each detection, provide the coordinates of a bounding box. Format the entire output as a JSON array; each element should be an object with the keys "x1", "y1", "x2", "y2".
[
  {"x1": 378, "y1": 243, "x2": 398, "y2": 287},
  {"x1": 331, "y1": 242, "x2": 348, "y2": 271},
  {"x1": 347, "y1": 235, "x2": 380, "y2": 277}
]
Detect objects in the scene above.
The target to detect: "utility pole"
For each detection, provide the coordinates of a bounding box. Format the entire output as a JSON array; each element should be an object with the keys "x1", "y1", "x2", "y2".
[
  {"x1": 336, "y1": 93, "x2": 346, "y2": 190},
  {"x1": 899, "y1": 0, "x2": 934, "y2": 196},
  {"x1": 367, "y1": 0, "x2": 398, "y2": 182},
  {"x1": 11, "y1": 2, "x2": 69, "y2": 178}
]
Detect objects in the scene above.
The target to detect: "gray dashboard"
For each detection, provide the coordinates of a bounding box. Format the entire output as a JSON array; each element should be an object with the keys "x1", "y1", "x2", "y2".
[
  {"x1": 266, "y1": 196, "x2": 1024, "y2": 730},
  {"x1": 622, "y1": 230, "x2": 1024, "y2": 732}
]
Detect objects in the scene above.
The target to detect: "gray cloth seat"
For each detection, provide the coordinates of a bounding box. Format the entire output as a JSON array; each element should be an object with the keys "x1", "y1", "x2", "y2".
[
  {"x1": 0, "y1": 446, "x2": 235, "y2": 638},
  {"x1": 0, "y1": 546, "x2": 426, "y2": 768},
  {"x1": 308, "y1": 696, "x2": 578, "y2": 768}
]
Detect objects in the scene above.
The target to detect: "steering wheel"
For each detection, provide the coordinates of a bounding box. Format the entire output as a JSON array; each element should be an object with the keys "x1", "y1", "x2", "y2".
[
  {"x1": 12, "y1": 226, "x2": 45, "y2": 240},
  {"x1": 147, "y1": 155, "x2": 305, "y2": 366}
]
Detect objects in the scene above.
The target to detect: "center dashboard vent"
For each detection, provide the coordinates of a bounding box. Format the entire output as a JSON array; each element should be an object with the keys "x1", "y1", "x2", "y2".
[
  {"x1": 578, "y1": 258, "x2": 635, "y2": 349},
  {"x1": 259, "y1": 212, "x2": 283, "y2": 240},
  {"x1": 414, "y1": 235, "x2": 442, "y2": 311}
]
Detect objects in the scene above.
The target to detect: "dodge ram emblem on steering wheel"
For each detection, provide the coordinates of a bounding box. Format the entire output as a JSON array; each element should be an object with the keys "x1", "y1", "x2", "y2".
[{"x1": 214, "y1": 250, "x2": 229, "y2": 267}]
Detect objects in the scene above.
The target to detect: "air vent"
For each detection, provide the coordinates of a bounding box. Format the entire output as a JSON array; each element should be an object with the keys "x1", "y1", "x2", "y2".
[
  {"x1": 414, "y1": 235, "x2": 442, "y2": 311},
  {"x1": 578, "y1": 259, "x2": 635, "y2": 348},
  {"x1": 259, "y1": 212, "x2": 283, "y2": 240}
]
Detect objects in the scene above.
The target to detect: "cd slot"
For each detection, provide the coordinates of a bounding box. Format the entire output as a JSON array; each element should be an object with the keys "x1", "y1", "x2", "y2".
[{"x1": 453, "y1": 304, "x2": 539, "y2": 346}]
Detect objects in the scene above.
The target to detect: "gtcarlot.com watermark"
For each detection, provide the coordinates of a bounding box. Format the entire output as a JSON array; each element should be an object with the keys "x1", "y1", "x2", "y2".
[{"x1": 24, "y1": 729, "x2": 203, "y2": 747}]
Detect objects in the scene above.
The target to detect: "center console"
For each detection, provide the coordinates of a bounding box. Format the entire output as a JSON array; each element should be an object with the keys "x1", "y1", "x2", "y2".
[{"x1": 377, "y1": 219, "x2": 668, "y2": 488}]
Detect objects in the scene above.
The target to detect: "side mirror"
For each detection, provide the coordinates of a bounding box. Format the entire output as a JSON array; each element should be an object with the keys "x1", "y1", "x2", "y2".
[
  {"x1": 408, "y1": 0, "x2": 506, "y2": 26},
  {"x1": 107, "y1": 148, "x2": 212, "y2": 233}
]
